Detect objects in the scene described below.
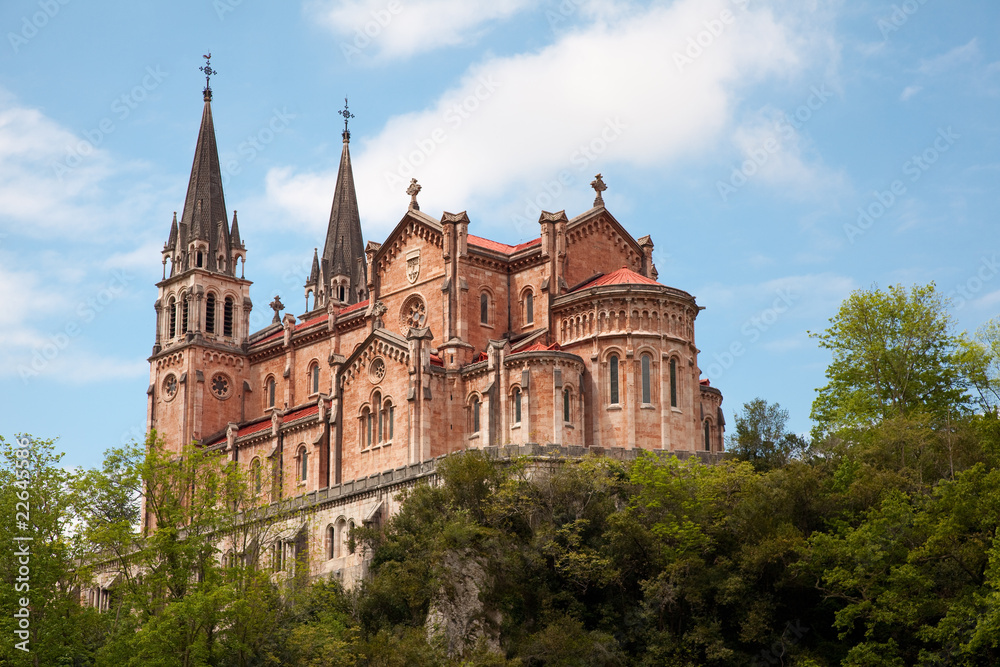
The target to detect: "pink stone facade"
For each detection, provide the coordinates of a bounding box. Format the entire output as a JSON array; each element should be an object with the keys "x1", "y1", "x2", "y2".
[
  {"x1": 148, "y1": 204, "x2": 725, "y2": 500},
  {"x1": 139, "y1": 96, "x2": 725, "y2": 582}
]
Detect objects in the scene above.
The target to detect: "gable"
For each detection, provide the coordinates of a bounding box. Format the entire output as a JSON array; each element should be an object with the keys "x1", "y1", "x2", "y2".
[{"x1": 341, "y1": 328, "x2": 410, "y2": 390}]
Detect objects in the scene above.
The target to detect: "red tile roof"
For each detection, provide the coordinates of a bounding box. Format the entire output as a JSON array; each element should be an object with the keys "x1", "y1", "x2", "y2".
[
  {"x1": 573, "y1": 267, "x2": 661, "y2": 291},
  {"x1": 700, "y1": 378, "x2": 711, "y2": 386},
  {"x1": 239, "y1": 418, "x2": 273, "y2": 437},
  {"x1": 516, "y1": 342, "x2": 562, "y2": 353},
  {"x1": 256, "y1": 313, "x2": 330, "y2": 345},
  {"x1": 339, "y1": 299, "x2": 369, "y2": 315},
  {"x1": 285, "y1": 404, "x2": 320, "y2": 422},
  {"x1": 429, "y1": 353, "x2": 444, "y2": 367},
  {"x1": 221, "y1": 403, "x2": 321, "y2": 442},
  {"x1": 467, "y1": 235, "x2": 541, "y2": 255}
]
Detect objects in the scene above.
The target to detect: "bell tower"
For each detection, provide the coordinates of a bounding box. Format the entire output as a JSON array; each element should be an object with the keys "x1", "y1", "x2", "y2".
[{"x1": 147, "y1": 55, "x2": 252, "y2": 454}]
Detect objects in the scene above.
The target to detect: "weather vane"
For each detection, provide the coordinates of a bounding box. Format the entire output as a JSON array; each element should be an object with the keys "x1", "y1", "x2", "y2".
[
  {"x1": 200, "y1": 52, "x2": 216, "y2": 100},
  {"x1": 339, "y1": 97, "x2": 355, "y2": 138}
]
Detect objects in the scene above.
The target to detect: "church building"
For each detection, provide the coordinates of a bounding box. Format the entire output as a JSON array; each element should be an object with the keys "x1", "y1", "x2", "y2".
[{"x1": 144, "y1": 72, "x2": 725, "y2": 578}]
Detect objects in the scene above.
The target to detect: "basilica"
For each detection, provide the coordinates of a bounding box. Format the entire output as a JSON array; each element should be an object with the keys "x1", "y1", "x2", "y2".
[{"x1": 144, "y1": 77, "x2": 725, "y2": 580}]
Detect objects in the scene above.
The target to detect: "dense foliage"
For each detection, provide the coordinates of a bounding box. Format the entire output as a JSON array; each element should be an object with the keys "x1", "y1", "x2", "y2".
[{"x1": 2, "y1": 283, "x2": 999, "y2": 665}]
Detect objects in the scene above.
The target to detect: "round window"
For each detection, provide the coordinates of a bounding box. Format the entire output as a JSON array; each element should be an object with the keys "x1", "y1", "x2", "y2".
[
  {"x1": 211, "y1": 373, "x2": 232, "y2": 400},
  {"x1": 163, "y1": 374, "x2": 178, "y2": 401},
  {"x1": 369, "y1": 357, "x2": 386, "y2": 384},
  {"x1": 399, "y1": 294, "x2": 427, "y2": 334}
]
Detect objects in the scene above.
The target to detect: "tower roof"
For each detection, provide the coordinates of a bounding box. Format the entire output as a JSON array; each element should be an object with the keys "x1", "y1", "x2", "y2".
[
  {"x1": 322, "y1": 133, "x2": 365, "y2": 277},
  {"x1": 177, "y1": 95, "x2": 231, "y2": 273}
]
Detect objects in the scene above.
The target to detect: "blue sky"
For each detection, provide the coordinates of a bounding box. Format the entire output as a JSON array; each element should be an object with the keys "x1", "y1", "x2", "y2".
[{"x1": 1, "y1": 0, "x2": 997, "y2": 468}]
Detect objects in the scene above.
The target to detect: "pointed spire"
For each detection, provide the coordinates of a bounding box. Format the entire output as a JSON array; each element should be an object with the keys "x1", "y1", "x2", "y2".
[
  {"x1": 178, "y1": 61, "x2": 231, "y2": 275},
  {"x1": 308, "y1": 248, "x2": 319, "y2": 284},
  {"x1": 321, "y1": 106, "x2": 366, "y2": 305},
  {"x1": 230, "y1": 210, "x2": 242, "y2": 248},
  {"x1": 166, "y1": 211, "x2": 178, "y2": 248}
]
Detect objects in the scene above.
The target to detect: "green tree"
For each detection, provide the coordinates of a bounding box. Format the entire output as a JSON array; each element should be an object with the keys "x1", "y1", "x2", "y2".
[
  {"x1": 728, "y1": 398, "x2": 809, "y2": 471},
  {"x1": 0, "y1": 434, "x2": 99, "y2": 666},
  {"x1": 810, "y1": 283, "x2": 970, "y2": 437},
  {"x1": 959, "y1": 317, "x2": 1000, "y2": 412}
]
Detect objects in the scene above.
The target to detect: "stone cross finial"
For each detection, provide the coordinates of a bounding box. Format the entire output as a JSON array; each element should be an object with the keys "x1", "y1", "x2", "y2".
[
  {"x1": 269, "y1": 295, "x2": 284, "y2": 324},
  {"x1": 590, "y1": 173, "x2": 607, "y2": 207},
  {"x1": 406, "y1": 178, "x2": 421, "y2": 211}
]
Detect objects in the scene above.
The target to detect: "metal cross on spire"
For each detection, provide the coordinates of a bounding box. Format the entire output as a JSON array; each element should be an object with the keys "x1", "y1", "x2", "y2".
[
  {"x1": 339, "y1": 97, "x2": 355, "y2": 140},
  {"x1": 200, "y1": 52, "x2": 217, "y2": 101}
]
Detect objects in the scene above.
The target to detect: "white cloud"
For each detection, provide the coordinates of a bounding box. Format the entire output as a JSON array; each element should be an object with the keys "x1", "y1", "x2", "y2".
[
  {"x1": 696, "y1": 272, "x2": 856, "y2": 323},
  {"x1": 728, "y1": 105, "x2": 847, "y2": 199},
  {"x1": 0, "y1": 91, "x2": 166, "y2": 240},
  {"x1": 270, "y1": 0, "x2": 840, "y2": 237},
  {"x1": 306, "y1": 0, "x2": 533, "y2": 61},
  {"x1": 900, "y1": 84, "x2": 922, "y2": 101},
  {"x1": 917, "y1": 39, "x2": 979, "y2": 77}
]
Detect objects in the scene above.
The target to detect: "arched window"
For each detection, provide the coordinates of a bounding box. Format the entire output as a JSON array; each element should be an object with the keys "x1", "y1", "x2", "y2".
[
  {"x1": 310, "y1": 363, "x2": 320, "y2": 394},
  {"x1": 609, "y1": 354, "x2": 620, "y2": 405},
  {"x1": 641, "y1": 353, "x2": 652, "y2": 404},
  {"x1": 372, "y1": 392, "x2": 383, "y2": 443},
  {"x1": 383, "y1": 399, "x2": 394, "y2": 441},
  {"x1": 360, "y1": 407, "x2": 372, "y2": 449},
  {"x1": 266, "y1": 377, "x2": 276, "y2": 409},
  {"x1": 205, "y1": 294, "x2": 216, "y2": 334},
  {"x1": 168, "y1": 297, "x2": 177, "y2": 338},
  {"x1": 524, "y1": 289, "x2": 534, "y2": 325},
  {"x1": 471, "y1": 396, "x2": 481, "y2": 433},
  {"x1": 563, "y1": 388, "x2": 571, "y2": 423},
  {"x1": 339, "y1": 285, "x2": 345, "y2": 302},
  {"x1": 223, "y1": 297, "x2": 234, "y2": 337},
  {"x1": 251, "y1": 458, "x2": 262, "y2": 495},
  {"x1": 513, "y1": 387, "x2": 522, "y2": 424},
  {"x1": 480, "y1": 292, "x2": 489, "y2": 325},
  {"x1": 181, "y1": 294, "x2": 189, "y2": 333},
  {"x1": 348, "y1": 520, "x2": 356, "y2": 554},
  {"x1": 335, "y1": 518, "x2": 347, "y2": 558},
  {"x1": 298, "y1": 446, "x2": 307, "y2": 482},
  {"x1": 704, "y1": 420, "x2": 711, "y2": 450},
  {"x1": 326, "y1": 524, "x2": 335, "y2": 559},
  {"x1": 196, "y1": 251, "x2": 203, "y2": 268},
  {"x1": 670, "y1": 358, "x2": 678, "y2": 408}
]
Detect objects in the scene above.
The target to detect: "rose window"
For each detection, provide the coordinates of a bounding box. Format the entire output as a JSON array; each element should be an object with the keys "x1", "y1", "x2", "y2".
[
  {"x1": 163, "y1": 374, "x2": 178, "y2": 400},
  {"x1": 211, "y1": 373, "x2": 231, "y2": 399},
  {"x1": 399, "y1": 295, "x2": 427, "y2": 334},
  {"x1": 369, "y1": 357, "x2": 386, "y2": 384}
]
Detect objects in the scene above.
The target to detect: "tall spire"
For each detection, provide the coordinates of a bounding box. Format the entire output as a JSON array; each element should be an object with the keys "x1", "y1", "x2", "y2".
[
  {"x1": 176, "y1": 54, "x2": 232, "y2": 275},
  {"x1": 319, "y1": 99, "x2": 366, "y2": 305}
]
